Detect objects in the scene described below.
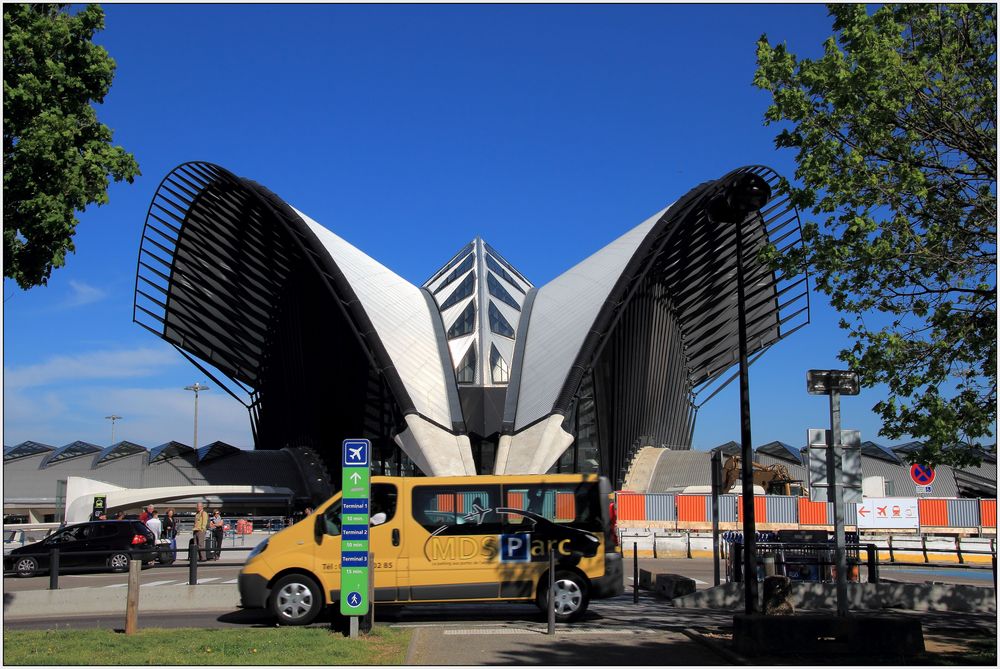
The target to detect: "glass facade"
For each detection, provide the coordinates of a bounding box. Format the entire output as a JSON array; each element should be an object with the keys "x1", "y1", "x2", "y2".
[
  {"x1": 433, "y1": 254, "x2": 474, "y2": 295},
  {"x1": 485, "y1": 255, "x2": 526, "y2": 294},
  {"x1": 489, "y1": 344, "x2": 509, "y2": 384}
]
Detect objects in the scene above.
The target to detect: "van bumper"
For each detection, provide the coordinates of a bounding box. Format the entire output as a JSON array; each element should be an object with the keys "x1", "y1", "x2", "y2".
[
  {"x1": 590, "y1": 552, "x2": 624, "y2": 598},
  {"x1": 238, "y1": 573, "x2": 270, "y2": 609}
]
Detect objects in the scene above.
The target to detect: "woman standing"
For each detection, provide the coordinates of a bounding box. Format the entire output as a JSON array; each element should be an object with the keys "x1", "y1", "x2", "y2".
[{"x1": 162, "y1": 508, "x2": 178, "y2": 559}]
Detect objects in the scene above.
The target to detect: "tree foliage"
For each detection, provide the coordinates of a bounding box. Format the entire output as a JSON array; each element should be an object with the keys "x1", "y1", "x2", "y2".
[
  {"x1": 754, "y1": 4, "x2": 996, "y2": 467},
  {"x1": 3, "y1": 4, "x2": 139, "y2": 289}
]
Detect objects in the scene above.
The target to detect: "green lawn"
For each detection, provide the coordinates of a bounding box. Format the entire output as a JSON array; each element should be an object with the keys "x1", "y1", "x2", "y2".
[{"x1": 3, "y1": 626, "x2": 412, "y2": 665}]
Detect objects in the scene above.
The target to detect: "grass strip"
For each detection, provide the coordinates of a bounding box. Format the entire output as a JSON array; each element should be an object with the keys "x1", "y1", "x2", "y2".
[{"x1": 3, "y1": 626, "x2": 411, "y2": 665}]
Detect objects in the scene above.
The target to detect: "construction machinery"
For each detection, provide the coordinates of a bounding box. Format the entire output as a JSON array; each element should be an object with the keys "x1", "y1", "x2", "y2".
[{"x1": 721, "y1": 456, "x2": 804, "y2": 496}]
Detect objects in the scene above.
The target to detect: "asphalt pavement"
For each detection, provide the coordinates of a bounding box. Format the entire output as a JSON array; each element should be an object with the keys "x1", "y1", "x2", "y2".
[{"x1": 4, "y1": 555, "x2": 996, "y2": 665}]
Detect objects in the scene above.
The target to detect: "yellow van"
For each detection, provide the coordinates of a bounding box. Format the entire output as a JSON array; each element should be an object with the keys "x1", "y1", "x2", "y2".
[{"x1": 239, "y1": 474, "x2": 623, "y2": 625}]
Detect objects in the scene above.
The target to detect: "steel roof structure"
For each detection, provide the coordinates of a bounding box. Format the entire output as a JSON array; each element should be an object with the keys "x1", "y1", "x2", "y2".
[{"x1": 134, "y1": 162, "x2": 809, "y2": 488}]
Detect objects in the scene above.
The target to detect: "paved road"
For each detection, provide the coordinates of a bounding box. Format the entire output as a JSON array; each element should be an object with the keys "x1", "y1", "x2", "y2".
[
  {"x1": 5, "y1": 555, "x2": 990, "y2": 594},
  {"x1": 2, "y1": 563, "x2": 242, "y2": 592}
]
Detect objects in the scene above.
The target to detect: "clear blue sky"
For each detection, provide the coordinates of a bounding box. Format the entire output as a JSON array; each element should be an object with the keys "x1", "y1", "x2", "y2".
[{"x1": 3, "y1": 3, "x2": 905, "y2": 452}]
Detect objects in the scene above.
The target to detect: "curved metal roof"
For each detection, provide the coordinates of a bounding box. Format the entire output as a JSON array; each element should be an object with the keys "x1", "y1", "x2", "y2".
[{"x1": 133, "y1": 161, "x2": 459, "y2": 441}]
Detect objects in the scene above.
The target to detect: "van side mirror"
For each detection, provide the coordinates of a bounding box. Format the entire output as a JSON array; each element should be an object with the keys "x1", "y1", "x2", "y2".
[
  {"x1": 370, "y1": 512, "x2": 387, "y2": 527},
  {"x1": 314, "y1": 514, "x2": 324, "y2": 544}
]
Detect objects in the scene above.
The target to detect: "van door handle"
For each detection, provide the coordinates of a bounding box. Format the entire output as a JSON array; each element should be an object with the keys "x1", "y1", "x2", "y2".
[{"x1": 392, "y1": 529, "x2": 400, "y2": 546}]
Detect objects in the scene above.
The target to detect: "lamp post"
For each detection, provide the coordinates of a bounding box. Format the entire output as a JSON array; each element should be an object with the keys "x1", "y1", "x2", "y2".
[
  {"x1": 105, "y1": 415, "x2": 122, "y2": 444},
  {"x1": 184, "y1": 383, "x2": 210, "y2": 449},
  {"x1": 807, "y1": 369, "x2": 860, "y2": 617},
  {"x1": 707, "y1": 172, "x2": 772, "y2": 615}
]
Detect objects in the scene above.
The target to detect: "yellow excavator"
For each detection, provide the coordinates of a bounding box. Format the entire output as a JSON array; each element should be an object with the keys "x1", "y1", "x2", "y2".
[{"x1": 721, "y1": 456, "x2": 804, "y2": 496}]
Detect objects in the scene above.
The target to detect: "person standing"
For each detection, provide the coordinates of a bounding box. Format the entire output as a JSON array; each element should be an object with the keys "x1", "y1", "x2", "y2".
[
  {"x1": 210, "y1": 510, "x2": 225, "y2": 560},
  {"x1": 139, "y1": 504, "x2": 154, "y2": 523},
  {"x1": 193, "y1": 502, "x2": 209, "y2": 561},
  {"x1": 162, "y1": 508, "x2": 178, "y2": 559},
  {"x1": 146, "y1": 510, "x2": 162, "y2": 541}
]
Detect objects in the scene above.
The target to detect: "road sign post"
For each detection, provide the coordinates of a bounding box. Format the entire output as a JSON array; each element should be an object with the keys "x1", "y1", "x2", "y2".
[
  {"x1": 807, "y1": 370, "x2": 860, "y2": 618},
  {"x1": 341, "y1": 439, "x2": 371, "y2": 637}
]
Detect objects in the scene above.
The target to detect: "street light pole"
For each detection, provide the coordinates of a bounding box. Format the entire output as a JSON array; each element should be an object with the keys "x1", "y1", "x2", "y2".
[
  {"x1": 105, "y1": 415, "x2": 122, "y2": 444},
  {"x1": 184, "y1": 383, "x2": 210, "y2": 449},
  {"x1": 708, "y1": 172, "x2": 772, "y2": 615}
]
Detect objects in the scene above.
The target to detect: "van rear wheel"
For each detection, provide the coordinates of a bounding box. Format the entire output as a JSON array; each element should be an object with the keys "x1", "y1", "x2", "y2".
[
  {"x1": 537, "y1": 570, "x2": 589, "y2": 623},
  {"x1": 270, "y1": 574, "x2": 323, "y2": 625}
]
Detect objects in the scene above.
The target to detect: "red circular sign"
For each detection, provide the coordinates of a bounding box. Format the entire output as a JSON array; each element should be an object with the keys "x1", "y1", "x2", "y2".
[{"x1": 910, "y1": 463, "x2": 935, "y2": 486}]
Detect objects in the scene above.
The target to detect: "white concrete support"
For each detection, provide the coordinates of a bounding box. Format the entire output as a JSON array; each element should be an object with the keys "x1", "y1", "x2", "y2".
[
  {"x1": 393, "y1": 414, "x2": 475, "y2": 476},
  {"x1": 494, "y1": 414, "x2": 574, "y2": 474}
]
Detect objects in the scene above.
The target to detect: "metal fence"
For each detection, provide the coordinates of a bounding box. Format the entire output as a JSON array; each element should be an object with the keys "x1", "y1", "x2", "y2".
[{"x1": 616, "y1": 493, "x2": 998, "y2": 531}]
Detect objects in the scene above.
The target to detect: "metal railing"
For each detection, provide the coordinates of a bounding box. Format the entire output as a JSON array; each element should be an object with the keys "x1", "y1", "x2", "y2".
[
  {"x1": 4, "y1": 542, "x2": 256, "y2": 590},
  {"x1": 730, "y1": 542, "x2": 879, "y2": 583}
]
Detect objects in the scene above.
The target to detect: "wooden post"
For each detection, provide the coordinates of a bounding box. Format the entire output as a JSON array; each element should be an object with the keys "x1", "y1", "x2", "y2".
[{"x1": 125, "y1": 559, "x2": 141, "y2": 635}]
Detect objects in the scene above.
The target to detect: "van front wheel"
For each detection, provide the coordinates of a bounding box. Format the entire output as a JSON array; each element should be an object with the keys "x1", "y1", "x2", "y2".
[
  {"x1": 537, "y1": 570, "x2": 589, "y2": 623},
  {"x1": 270, "y1": 574, "x2": 323, "y2": 626}
]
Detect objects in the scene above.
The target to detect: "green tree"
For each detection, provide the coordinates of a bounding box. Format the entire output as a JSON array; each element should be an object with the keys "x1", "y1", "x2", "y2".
[
  {"x1": 4, "y1": 3, "x2": 139, "y2": 289},
  {"x1": 754, "y1": 4, "x2": 996, "y2": 467}
]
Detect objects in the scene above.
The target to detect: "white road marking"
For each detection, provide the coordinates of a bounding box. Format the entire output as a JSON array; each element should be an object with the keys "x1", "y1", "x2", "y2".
[
  {"x1": 196, "y1": 577, "x2": 220, "y2": 584},
  {"x1": 221, "y1": 579, "x2": 238, "y2": 584},
  {"x1": 143, "y1": 580, "x2": 177, "y2": 587}
]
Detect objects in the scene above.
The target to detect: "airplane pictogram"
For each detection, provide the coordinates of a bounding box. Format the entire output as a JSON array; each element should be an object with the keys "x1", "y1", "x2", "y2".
[{"x1": 461, "y1": 503, "x2": 491, "y2": 525}]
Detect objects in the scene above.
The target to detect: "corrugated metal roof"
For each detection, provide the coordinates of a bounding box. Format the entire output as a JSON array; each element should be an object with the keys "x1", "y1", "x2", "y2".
[
  {"x1": 299, "y1": 209, "x2": 456, "y2": 429},
  {"x1": 513, "y1": 210, "x2": 665, "y2": 430},
  {"x1": 3, "y1": 447, "x2": 308, "y2": 505},
  {"x1": 860, "y1": 455, "x2": 959, "y2": 497},
  {"x1": 647, "y1": 449, "x2": 712, "y2": 492}
]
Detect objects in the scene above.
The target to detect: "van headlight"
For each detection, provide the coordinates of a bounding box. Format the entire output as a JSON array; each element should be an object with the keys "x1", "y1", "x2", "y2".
[{"x1": 247, "y1": 538, "x2": 268, "y2": 560}]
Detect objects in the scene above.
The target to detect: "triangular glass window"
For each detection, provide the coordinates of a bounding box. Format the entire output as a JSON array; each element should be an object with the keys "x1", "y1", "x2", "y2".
[
  {"x1": 487, "y1": 273, "x2": 520, "y2": 311},
  {"x1": 490, "y1": 344, "x2": 509, "y2": 384},
  {"x1": 447, "y1": 301, "x2": 476, "y2": 339},
  {"x1": 485, "y1": 255, "x2": 526, "y2": 294},
  {"x1": 433, "y1": 254, "x2": 475, "y2": 295},
  {"x1": 488, "y1": 301, "x2": 515, "y2": 338},
  {"x1": 440, "y1": 271, "x2": 476, "y2": 311},
  {"x1": 456, "y1": 343, "x2": 477, "y2": 384}
]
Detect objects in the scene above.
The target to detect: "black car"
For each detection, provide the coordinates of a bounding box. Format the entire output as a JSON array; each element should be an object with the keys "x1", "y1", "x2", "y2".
[{"x1": 4, "y1": 520, "x2": 156, "y2": 577}]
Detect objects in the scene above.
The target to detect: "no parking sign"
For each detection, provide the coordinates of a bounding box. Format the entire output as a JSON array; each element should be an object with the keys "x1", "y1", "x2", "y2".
[{"x1": 910, "y1": 463, "x2": 935, "y2": 487}]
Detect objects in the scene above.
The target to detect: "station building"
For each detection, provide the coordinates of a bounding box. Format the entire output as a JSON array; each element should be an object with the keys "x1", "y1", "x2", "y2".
[{"x1": 130, "y1": 162, "x2": 809, "y2": 489}]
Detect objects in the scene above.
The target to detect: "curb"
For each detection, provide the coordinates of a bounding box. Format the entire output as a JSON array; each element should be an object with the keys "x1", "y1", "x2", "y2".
[
  {"x1": 403, "y1": 626, "x2": 424, "y2": 665},
  {"x1": 682, "y1": 628, "x2": 750, "y2": 665}
]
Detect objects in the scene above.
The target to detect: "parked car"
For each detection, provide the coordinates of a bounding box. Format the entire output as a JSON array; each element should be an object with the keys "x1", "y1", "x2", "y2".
[
  {"x1": 4, "y1": 520, "x2": 156, "y2": 577},
  {"x1": 3, "y1": 528, "x2": 54, "y2": 556}
]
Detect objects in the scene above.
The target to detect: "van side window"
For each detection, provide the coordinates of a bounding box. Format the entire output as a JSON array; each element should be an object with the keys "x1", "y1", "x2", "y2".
[
  {"x1": 371, "y1": 483, "x2": 398, "y2": 523},
  {"x1": 411, "y1": 485, "x2": 502, "y2": 535},
  {"x1": 322, "y1": 500, "x2": 342, "y2": 536},
  {"x1": 501, "y1": 482, "x2": 601, "y2": 531}
]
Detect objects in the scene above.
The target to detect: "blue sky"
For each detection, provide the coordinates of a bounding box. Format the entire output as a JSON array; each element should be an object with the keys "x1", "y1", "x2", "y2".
[{"x1": 4, "y1": 3, "x2": 907, "y2": 452}]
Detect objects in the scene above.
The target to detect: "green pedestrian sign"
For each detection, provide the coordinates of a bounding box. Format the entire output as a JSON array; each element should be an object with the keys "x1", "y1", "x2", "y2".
[{"x1": 340, "y1": 439, "x2": 371, "y2": 616}]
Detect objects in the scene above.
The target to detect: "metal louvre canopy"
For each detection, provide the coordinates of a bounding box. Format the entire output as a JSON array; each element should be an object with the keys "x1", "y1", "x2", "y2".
[
  {"x1": 42, "y1": 441, "x2": 102, "y2": 467},
  {"x1": 544, "y1": 166, "x2": 809, "y2": 484},
  {"x1": 555, "y1": 165, "x2": 809, "y2": 415},
  {"x1": 132, "y1": 162, "x2": 416, "y2": 474}
]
